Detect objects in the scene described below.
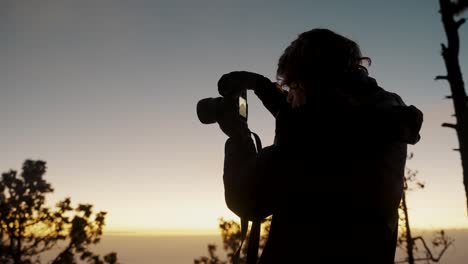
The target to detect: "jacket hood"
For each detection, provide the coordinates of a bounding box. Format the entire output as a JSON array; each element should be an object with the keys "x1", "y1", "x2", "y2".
[{"x1": 312, "y1": 69, "x2": 424, "y2": 145}]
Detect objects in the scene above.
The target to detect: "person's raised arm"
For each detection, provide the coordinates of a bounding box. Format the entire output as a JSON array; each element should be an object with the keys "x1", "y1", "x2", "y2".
[
  {"x1": 217, "y1": 111, "x2": 284, "y2": 220},
  {"x1": 218, "y1": 71, "x2": 287, "y2": 117}
]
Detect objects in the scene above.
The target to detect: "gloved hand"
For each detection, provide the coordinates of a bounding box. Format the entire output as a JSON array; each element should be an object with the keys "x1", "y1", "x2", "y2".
[
  {"x1": 217, "y1": 96, "x2": 251, "y2": 139},
  {"x1": 217, "y1": 71, "x2": 274, "y2": 96}
]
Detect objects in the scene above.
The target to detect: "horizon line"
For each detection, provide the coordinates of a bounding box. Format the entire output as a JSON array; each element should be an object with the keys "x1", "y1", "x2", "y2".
[{"x1": 103, "y1": 226, "x2": 468, "y2": 237}]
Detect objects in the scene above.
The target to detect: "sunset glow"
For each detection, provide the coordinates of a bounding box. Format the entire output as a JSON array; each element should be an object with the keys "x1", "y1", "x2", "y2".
[{"x1": 2, "y1": 0, "x2": 468, "y2": 237}]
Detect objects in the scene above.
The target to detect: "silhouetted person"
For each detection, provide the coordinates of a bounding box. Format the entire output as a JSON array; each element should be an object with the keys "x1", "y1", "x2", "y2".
[{"x1": 217, "y1": 28, "x2": 423, "y2": 263}]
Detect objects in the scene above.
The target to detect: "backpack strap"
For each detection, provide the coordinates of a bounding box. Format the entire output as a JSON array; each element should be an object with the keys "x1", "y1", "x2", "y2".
[
  {"x1": 232, "y1": 132, "x2": 263, "y2": 264},
  {"x1": 251, "y1": 132, "x2": 263, "y2": 151},
  {"x1": 246, "y1": 219, "x2": 261, "y2": 264},
  {"x1": 233, "y1": 218, "x2": 249, "y2": 264}
]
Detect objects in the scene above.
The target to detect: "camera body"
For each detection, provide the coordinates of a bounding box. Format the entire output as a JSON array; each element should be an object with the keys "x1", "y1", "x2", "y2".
[{"x1": 197, "y1": 89, "x2": 248, "y2": 125}]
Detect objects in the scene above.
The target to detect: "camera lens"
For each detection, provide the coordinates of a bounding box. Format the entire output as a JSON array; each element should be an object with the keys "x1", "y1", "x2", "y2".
[{"x1": 196, "y1": 97, "x2": 222, "y2": 124}]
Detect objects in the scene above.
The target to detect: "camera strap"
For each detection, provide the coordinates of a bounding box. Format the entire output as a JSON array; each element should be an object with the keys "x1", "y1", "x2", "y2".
[{"x1": 233, "y1": 132, "x2": 263, "y2": 264}]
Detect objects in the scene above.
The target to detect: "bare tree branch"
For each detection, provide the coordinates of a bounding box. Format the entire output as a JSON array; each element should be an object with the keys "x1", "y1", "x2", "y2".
[
  {"x1": 455, "y1": 18, "x2": 466, "y2": 28},
  {"x1": 412, "y1": 236, "x2": 453, "y2": 262},
  {"x1": 439, "y1": 0, "x2": 468, "y2": 216},
  {"x1": 453, "y1": 0, "x2": 468, "y2": 14},
  {"x1": 435, "y1": 75, "x2": 448, "y2": 81},
  {"x1": 442, "y1": 123, "x2": 457, "y2": 129}
]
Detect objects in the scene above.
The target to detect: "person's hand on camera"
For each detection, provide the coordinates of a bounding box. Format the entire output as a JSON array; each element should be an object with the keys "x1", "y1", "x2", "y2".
[
  {"x1": 217, "y1": 71, "x2": 274, "y2": 96},
  {"x1": 216, "y1": 96, "x2": 251, "y2": 139}
]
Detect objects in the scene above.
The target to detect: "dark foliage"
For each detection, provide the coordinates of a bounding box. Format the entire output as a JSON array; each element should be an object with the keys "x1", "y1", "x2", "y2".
[{"x1": 0, "y1": 160, "x2": 119, "y2": 264}]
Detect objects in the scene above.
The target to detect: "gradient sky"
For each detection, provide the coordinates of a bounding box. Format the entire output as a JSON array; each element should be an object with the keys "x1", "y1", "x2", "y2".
[{"x1": 2, "y1": 0, "x2": 468, "y2": 235}]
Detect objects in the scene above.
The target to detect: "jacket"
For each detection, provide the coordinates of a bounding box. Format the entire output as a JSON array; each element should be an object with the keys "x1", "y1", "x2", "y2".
[{"x1": 223, "y1": 70, "x2": 423, "y2": 263}]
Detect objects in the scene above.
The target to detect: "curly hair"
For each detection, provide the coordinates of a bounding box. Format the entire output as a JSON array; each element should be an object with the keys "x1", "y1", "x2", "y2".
[{"x1": 276, "y1": 28, "x2": 371, "y2": 89}]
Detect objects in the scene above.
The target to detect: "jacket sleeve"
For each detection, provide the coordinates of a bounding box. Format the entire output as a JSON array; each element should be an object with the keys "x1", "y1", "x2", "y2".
[
  {"x1": 223, "y1": 136, "x2": 283, "y2": 220},
  {"x1": 253, "y1": 82, "x2": 288, "y2": 117}
]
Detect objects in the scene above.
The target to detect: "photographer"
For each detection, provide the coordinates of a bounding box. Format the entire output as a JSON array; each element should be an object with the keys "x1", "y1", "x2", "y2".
[{"x1": 217, "y1": 29, "x2": 423, "y2": 263}]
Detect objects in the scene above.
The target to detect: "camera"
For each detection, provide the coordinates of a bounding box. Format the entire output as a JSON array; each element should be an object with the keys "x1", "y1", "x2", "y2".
[{"x1": 196, "y1": 89, "x2": 248, "y2": 124}]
